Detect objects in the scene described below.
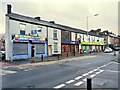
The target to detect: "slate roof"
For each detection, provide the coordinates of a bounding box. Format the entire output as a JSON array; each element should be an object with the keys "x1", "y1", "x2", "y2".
[{"x1": 6, "y1": 13, "x2": 87, "y2": 34}]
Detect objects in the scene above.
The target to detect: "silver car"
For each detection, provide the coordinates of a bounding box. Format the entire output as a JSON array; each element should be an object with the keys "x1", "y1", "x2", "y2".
[{"x1": 104, "y1": 47, "x2": 113, "y2": 53}]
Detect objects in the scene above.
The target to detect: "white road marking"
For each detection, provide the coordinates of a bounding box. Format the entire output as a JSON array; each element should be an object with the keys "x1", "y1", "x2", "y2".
[
  {"x1": 93, "y1": 68, "x2": 99, "y2": 72},
  {"x1": 89, "y1": 74, "x2": 96, "y2": 78},
  {"x1": 103, "y1": 65, "x2": 107, "y2": 67},
  {"x1": 83, "y1": 78, "x2": 87, "y2": 82},
  {"x1": 100, "y1": 65, "x2": 105, "y2": 68},
  {"x1": 111, "y1": 62, "x2": 114, "y2": 63},
  {"x1": 95, "y1": 71, "x2": 101, "y2": 75},
  {"x1": 74, "y1": 81, "x2": 84, "y2": 86},
  {"x1": 97, "y1": 67, "x2": 101, "y2": 69},
  {"x1": 75, "y1": 76, "x2": 83, "y2": 80},
  {"x1": 99, "y1": 70, "x2": 104, "y2": 73},
  {"x1": 54, "y1": 84, "x2": 65, "y2": 89},
  {"x1": 0, "y1": 70, "x2": 17, "y2": 74},
  {"x1": 88, "y1": 71, "x2": 94, "y2": 74},
  {"x1": 82, "y1": 73, "x2": 89, "y2": 77},
  {"x1": 105, "y1": 70, "x2": 120, "y2": 73},
  {"x1": 66, "y1": 80, "x2": 75, "y2": 84},
  {"x1": 24, "y1": 69, "x2": 29, "y2": 71}
]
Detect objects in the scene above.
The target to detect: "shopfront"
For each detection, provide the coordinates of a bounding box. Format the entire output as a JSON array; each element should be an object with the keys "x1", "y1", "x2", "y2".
[
  {"x1": 11, "y1": 34, "x2": 47, "y2": 60},
  {"x1": 81, "y1": 42, "x2": 104, "y2": 53},
  {"x1": 61, "y1": 41, "x2": 79, "y2": 56}
]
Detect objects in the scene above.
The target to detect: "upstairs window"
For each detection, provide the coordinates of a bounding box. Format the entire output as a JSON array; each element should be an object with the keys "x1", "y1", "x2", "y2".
[
  {"x1": 20, "y1": 30, "x2": 25, "y2": 35},
  {"x1": 20, "y1": 23, "x2": 26, "y2": 35},
  {"x1": 54, "y1": 42, "x2": 58, "y2": 52},
  {"x1": 53, "y1": 29, "x2": 57, "y2": 39},
  {"x1": 75, "y1": 33, "x2": 77, "y2": 41}
]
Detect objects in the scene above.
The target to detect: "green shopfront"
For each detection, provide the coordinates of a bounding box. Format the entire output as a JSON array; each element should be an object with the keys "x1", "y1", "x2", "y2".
[{"x1": 81, "y1": 42, "x2": 104, "y2": 53}]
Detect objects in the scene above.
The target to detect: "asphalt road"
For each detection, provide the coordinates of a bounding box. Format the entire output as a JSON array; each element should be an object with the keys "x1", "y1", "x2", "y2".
[{"x1": 1, "y1": 52, "x2": 120, "y2": 89}]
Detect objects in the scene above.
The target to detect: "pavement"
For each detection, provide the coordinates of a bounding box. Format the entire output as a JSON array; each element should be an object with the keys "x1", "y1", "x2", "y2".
[
  {"x1": 1, "y1": 53, "x2": 98, "y2": 71},
  {"x1": 1, "y1": 52, "x2": 120, "y2": 89}
]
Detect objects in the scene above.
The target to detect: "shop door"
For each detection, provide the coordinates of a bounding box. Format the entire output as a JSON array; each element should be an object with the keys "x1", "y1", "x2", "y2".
[
  {"x1": 31, "y1": 46, "x2": 35, "y2": 57},
  {"x1": 48, "y1": 45, "x2": 52, "y2": 56}
]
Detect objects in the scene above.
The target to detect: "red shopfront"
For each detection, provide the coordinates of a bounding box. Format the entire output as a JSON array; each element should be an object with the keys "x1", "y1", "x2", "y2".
[{"x1": 61, "y1": 41, "x2": 79, "y2": 56}]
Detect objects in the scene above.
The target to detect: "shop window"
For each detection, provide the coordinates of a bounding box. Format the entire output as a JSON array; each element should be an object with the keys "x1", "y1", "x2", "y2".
[
  {"x1": 36, "y1": 44, "x2": 45, "y2": 54},
  {"x1": 53, "y1": 29, "x2": 57, "y2": 39},
  {"x1": 13, "y1": 43, "x2": 28, "y2": 55},
  {"x1": 54, "y1": 43, "x2": 58, "y2": 52}
]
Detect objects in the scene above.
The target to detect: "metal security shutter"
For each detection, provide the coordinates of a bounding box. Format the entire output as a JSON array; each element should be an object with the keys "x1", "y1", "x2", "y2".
[
  {"x1": 13, "y1": 43, "x2": 28, "y2": 55},
  {"x1": 36, "y1": 44, "x2": 45, "y2": 54}
]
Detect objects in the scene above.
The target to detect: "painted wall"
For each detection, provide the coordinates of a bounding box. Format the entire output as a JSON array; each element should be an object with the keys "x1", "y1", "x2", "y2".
[
  {"x1": 48, "y1": 27, "x2": 61, "y2": 55},
  {"x1": 5, "y1": 18, "x2": 47, "y2": 60},
  {"x1": 71, "y1": 32, "x2": 75, "y2": 41}
]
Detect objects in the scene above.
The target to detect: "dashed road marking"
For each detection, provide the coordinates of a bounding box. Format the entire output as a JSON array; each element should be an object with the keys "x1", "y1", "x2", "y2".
[
  {"x1": 97, "y1": 67, "x2": 101, "y2": 69},
  {"x1": 99, "y1": 70, "x2": 104, "y2": 73},
  {"x1": 66, "y1": 80, "x2": 75, "y2": 84},
  {"x1": 89, "y1": 74, "x2": 96, "y2": 78},
  {"x1": 93, "y1": 68, "x2": 99, "y2": 72},
  {"x1": 95, "y1": 71, "x2": 101, "y2": 75},
  {"x1": 54, "y1": 84, "x2": 65, "y2": 89},
  {"x1": 82, "y1": 73, "x2": 89, "y2": 77},
  {"x1": 53, "y1": 62, "x2": 111, "y2": 89},
  {"x1": 75, "y1": 76, "x2": 83, "y2": 80},
  {"x1": 83, "y1": 78, "x2": 87, "y2": 82},
  {"x1": 88, "y1": 71, "x2": 94, "y2": 74},
  {"x1": 74, "y1": 81, "x2": 84, "y2": 86}
]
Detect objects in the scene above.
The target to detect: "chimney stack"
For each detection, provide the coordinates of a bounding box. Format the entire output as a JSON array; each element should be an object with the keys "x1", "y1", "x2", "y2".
[
  {"x1": 7, "y1": 4, "x2": 12, "y2": 14},
  {"x1": 50, "y1": 21, "x2": 55, "y2": 24},
  {"x1": 35, "y1": 17, "x2": 41, "y2": 21}
]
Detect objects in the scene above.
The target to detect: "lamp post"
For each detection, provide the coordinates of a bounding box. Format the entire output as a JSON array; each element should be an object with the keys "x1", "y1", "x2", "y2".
[{"x1": 86, "y1": 14, "x2": 99, "y2": 37}]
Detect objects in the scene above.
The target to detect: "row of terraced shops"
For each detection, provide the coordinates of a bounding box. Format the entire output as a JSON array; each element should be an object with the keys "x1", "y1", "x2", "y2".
[{"x1": 5, "y1": 5, "x2": 105, "y2": 61}]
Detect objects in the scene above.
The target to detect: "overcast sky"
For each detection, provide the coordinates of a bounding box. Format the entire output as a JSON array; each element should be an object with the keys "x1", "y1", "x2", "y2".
[{"x1": 0, "y1": 0, "x2": 119, "y2": 34}]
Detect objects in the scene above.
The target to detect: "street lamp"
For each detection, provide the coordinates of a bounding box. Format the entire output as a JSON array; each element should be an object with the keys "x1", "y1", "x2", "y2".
[{"x1": 86, "y1": 14, "x2": 99, "y2": 36}]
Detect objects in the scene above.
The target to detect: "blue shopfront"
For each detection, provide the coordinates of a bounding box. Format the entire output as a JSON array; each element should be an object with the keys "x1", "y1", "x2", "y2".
[{"x1": 11, "y1": 34, "x2": 47, "y2": 60}]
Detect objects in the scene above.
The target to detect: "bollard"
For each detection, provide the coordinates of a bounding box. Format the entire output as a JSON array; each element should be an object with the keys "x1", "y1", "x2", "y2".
[
  {"x1": 87, "y1": 78, "x2": 92, "y2": 90},
  {"x1": 58, "y1": 54, "x2": 59, "y2": 59},
  {"x1": 74, "y1": 52, "x2": 75, "y2": 56},
  {"x1": 67, "y1": 53, "x2": 68, "y2": 57},
  {"x1": 41, "y1": 55, "x2": 43, "y2": 61},
  {"x1": 114, "y1": 51, "x2": 116, "y2": 56}
]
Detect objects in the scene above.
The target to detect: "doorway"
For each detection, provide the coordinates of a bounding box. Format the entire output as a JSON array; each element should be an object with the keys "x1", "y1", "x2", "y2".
[
  {"x1": 48, "y1": 45, "x2": 52, "y2": 56},
  {"x1": 31, "y1": 46, "x2": 35, "y2": 57}
]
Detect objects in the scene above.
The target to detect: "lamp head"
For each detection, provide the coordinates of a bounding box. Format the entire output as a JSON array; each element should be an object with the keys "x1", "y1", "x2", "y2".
[{"x1": 94, "y1": 14, "x2": 99, "y2": 16}]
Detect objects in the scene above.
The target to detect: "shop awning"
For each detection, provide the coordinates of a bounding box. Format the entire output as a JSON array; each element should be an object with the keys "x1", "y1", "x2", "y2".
[{"x1": 81, "y1": 42, "x2": 104, "y2": 45}]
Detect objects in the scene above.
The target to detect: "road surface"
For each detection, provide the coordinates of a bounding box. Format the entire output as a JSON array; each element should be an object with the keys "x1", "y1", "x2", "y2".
[{"x1": 1, "y1": 52, "x2": 120, "y2": 89}]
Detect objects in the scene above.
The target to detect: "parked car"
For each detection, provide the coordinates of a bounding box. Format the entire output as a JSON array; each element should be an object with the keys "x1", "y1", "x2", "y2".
[
  {"x1": 0, "y1": 51, "x2": 5, "y2": 60},
  {"x1": 114, "y1": 46, "x2": 120, "y2": 51},
  {"x1": 104, "y1": 47, "x2": 113, "y2": 53}
]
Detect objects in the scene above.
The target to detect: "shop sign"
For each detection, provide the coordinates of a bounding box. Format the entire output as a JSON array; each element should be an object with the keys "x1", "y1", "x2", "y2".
[{"x1": 12, "y1": 34, "x2": 46, "y2": 43}]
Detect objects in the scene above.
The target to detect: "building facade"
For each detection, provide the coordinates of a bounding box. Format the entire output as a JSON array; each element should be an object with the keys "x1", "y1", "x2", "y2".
[
  {"x1": 6, "y1": 16, "x2": 48, "y2": 60},
  {"x1": 6, "y1": 4, "x2": 120, "y2": 61},
  {"x1": 48, "y1": 27, "x2": 61, "y2": 56}
]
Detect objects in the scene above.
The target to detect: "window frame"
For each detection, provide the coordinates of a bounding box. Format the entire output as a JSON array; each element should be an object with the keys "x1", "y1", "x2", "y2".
[
  {"x1": 53, "y1": 29, "x2": 58, "y2": 40},
  {"x1": 54, "y1": 42, "x2": 58, "y2": 53}
]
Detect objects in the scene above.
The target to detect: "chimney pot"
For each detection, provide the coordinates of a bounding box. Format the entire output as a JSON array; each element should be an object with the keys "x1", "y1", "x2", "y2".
[
  {"x1": 50, "y1": 21, "x2": 55, "y2": 24},
  {"x1": 7, "y1": 4, "x2": 12, "y2": 14}
]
